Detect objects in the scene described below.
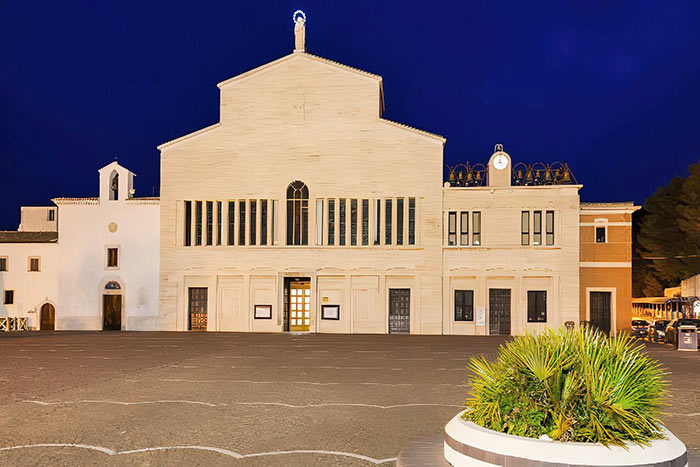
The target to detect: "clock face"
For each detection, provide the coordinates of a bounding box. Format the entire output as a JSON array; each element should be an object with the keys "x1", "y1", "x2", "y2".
[{"x1": 493, "y1": 154, "x2": 508, "y2": 170}]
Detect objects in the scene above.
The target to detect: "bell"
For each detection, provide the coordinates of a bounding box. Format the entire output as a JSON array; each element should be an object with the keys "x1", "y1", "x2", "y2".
[
  {"x1": 545, "y1": 169, "x2": 552, "y2": 181},
  {"x1": 475, "y1": 171, "x2": 481, "y2": 180},
  {"x1": 449, "y1": 171, "x2": 455, "y2": 182},
  {"x1": 467, "y1": 171, "x2": 473, "y2": 181}
]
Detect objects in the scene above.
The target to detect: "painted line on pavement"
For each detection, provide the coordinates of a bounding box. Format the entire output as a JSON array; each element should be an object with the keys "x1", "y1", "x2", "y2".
[
  {"x1": 0, "y1": 443, "x2": 396, "y2": 464},
  {"x1": 22, "y1": 399, "x2": 462, "y2": 410}
]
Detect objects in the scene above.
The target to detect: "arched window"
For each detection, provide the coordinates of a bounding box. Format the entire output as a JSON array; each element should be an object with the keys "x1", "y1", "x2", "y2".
[
  {"x1": 286, "y1": 181, "x2": 308, "y2": 245},
  {"x1": 110, "y1": 171, "x2": 119, "y2": 200}
]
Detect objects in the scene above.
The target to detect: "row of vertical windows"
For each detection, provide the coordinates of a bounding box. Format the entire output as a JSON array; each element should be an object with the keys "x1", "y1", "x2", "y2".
[
  {"x1": 316, "y1": 197, "x2": 417, "y2": 246},
  {"x1": 184, "y1": 197, "x2": 417, "y2": 247},
  {"x1": 447, "y1": 211, "x2": 481, "y2": 246},
  {"x1": 183, "y1": 199, "x2": 277, "y2": 247},
  {"x1": 522, "y1": 210, "x2": 555, "y2": 246}
]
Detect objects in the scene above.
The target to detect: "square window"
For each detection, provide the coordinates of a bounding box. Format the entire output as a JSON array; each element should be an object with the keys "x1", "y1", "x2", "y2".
[
  {"x1": 28, "y1": 257, "x2": 40, "y2": 272},
  {"x1": 4, "y1": 290, "x2": 14, "y2": 305},
  {"x1": 0, "y1": 257, "x2": 7, "y2": 272}
]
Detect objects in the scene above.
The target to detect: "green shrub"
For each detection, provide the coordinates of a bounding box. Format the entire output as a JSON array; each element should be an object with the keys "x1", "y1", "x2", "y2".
[{"x1": 463, "y1": 326, "x2": 667, "y2": 446}]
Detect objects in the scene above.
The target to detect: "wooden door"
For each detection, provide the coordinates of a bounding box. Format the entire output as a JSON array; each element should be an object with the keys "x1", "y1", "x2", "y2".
[
  {"x1": 489, "y1": 289, "x2": 511, "y2": 335},
  {"x1": 289, "y1": 281, "x2": 311, "y2": 331},
  {"x1": 590, "y1": 291, "x2": 611, "y2": 335},
  {"x1": 102, "y1": 295, "x2": 122, "y2": 331},
  {"x1": 40, "y1": 303, "x2": 55, "y2": 330},
  {"x1": 389, "y1": 288, "x2": 410, "y2": 334},
  {"x1": 188, "y1": 287, "x2": 208, "y2": 331}
]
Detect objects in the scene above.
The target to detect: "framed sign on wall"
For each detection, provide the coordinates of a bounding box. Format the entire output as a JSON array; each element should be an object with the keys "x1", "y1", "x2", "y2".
[
  {"x1": 321, "y1": 305, "x2": 340, "y2": 320},
  {"x1": 254, "y1": 304, "x2": 272, "y2": 319}
]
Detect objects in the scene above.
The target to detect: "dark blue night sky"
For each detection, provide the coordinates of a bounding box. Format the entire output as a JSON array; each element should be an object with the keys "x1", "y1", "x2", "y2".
[{"x1": 2, "y1": 1, "x2": 699, "y2": 230}]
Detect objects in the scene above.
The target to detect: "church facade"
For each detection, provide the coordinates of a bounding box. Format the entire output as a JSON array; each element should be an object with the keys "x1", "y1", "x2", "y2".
[{"x1": 0, "y1": 15, "x2": 637, "y2": 335}]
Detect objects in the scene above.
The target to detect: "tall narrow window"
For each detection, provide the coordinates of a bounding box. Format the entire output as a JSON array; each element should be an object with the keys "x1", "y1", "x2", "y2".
[
  {"x1": 0, "y1": 257, "x2": 7, "y2": 271},
  {"x1": 239, "y1": 200, "x2": 246, "y2": 245},
  {"x1": 47, "y1": 209, "x2": 55, "y2": 221},
  {"x1": 286, "y1": 181, "x2": 309, "y2": 245},
  {"x1": 4, "y1": 290, "x2": 13, "y2": 305},
  {"x1": 460, "y1": 211, "x2": 469, "y2": 245},
  {"x1": 374, "y1": 199, "x2": 381, "y2": 245},
  {"x1": 250, "y1": 200, "x2": 257, "y2": 246},
  {"x1": 385, "y1": 199, "x2": 392, "y2": 245},
  {"x1": 195, "y1": 201, "x2": 202, "y2": 246},
  {"x1": 454, "y1": 290, "x2": 474, "y2": 321},
  {"x1": 216, "y1": 201, "x2": 222, "y2": 245},
  {"x1": 596, "y1": 226, "x2": 606, "y2": 243},
  {"x1": 261, "y1": 200, "x2": 268, "y2": 246},
  {"x1": 350, "y1": 199, "x2": 358, "y2": 246},
  {"x1": 227, "y1": 201, "x2": 235, "y2": 245},
  {"x1": 533, "y1": 210, "x2": 542, "y2": 246},
  {"x1": 316, "y1": 199, "x2": 324, "y2": 245},
  {"x1": 110, "y1": 171, "x2": 119, "y2": 200},
  {"x1": 362, "y1": 199, "x2": 369, "y2": 245},
  {"x1": 328, "y1": 199, "x2": 335, "y2": 245},
  {"x1": 546, "y1": 211, "x2": 554, "y2": 245},
  {"x1": 408, "y1": 198, "x2": 416, "y2": 245},
  {"x1": 206, "y1": 201, "x2": 213, "y2": 246},
  {"x1": 521, "y1": 211, "x2": 530, "y2": 246},
  {"x1": 448, "y1": 211, "x2": 457, "y2": 246},
  {"x1": 472, "y1": 211, "x2": 481, "y2": 246},
  {"x1": 396, "y1": 198, "x2": 404, "y2": 245},
  {"x1": 339, "y1": 198, "x2": 346, "y2": 246},
  {"x1": 527, "y1": 291, "x2": 547, "y2": 322},
  {"x1": 106, "y1": 248, "x2": 118, "y2": 268},
  {"x1": 272, "y1": 200, "x2": 278, "y2": 245},
  {"x1": 184, "y1": 201, "x2": 192, "y2": 246}
]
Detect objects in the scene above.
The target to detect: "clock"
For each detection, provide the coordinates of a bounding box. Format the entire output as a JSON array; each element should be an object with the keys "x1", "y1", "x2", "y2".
[{"x1": 493, "y1": 154, "x2": 508, "y2": 170}]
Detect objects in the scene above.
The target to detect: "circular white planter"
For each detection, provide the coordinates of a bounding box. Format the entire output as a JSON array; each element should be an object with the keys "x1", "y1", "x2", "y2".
[{"x1": 444, "y1": 410, "x2": 687, "y2": 467}]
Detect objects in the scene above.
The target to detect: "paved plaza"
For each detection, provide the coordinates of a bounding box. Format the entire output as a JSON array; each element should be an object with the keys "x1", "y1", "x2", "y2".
[{"x1": 0, "y1": 332, "x2": 698, "y2": 466}]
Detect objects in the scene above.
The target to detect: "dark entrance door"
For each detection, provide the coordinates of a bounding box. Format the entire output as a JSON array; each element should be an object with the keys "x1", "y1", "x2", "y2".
[
  {"x1": 40, "y1": 303, "x2": 55, "y2": 330},
  {"x1": 188, "y1": 287, "x2": 208, "y2": 331},
  {"x1": 389, "y1": 288, "x2": 410, "y2": 334},
  {"x1": 590, "y1": 291, "x2": 612, "y2": 335},
  {"x1": 489, "y1": 289, "x2": 511, "y2": 335},
  {"x1": 102, "y1": 295, "x2": 121, "y2": 330}
]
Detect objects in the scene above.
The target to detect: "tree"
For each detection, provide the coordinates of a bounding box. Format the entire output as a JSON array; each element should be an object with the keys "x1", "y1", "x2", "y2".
[{"x1": 634, "y1": 161, "x2": 700, "y2": 297}]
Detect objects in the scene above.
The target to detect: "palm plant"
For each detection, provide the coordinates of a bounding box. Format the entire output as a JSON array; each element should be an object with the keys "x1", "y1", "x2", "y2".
[{"x1": 463, "y1": 327, "x2": 666, "y2": 446}]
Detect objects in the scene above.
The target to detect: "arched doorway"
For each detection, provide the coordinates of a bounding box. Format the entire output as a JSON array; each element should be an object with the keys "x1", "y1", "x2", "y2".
[
  {"x1": 40, "y1": 303, "x2": 55, "y2": 330},
  {"x1": 103, "y1": 280, "x2": 123, "y2": 331}
]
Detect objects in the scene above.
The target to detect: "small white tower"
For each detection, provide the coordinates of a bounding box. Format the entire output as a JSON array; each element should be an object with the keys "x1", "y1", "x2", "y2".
[
  {"x1": 98, "y1": 161, "x2": 135, "y2": 202},
  {"x1": 487, "y1": 143, "x2": 512, "y2": 187}
]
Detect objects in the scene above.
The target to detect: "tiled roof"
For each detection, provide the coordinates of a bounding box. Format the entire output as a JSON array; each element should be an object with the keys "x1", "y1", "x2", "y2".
[{"x1": 0, "y1": 231, "x2": 58, "y2": 243}]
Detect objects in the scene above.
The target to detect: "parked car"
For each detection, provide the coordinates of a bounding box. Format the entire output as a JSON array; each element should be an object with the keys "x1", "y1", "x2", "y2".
[
  {"x1": 648, "y1": 319, "x2": 671, "y2": 343},
  {"x1": 664, "y1": 318, "x2": 700, "y2": 347},
  {"x1": 630, "y1": 319, "x2": 650, "y2": 338}
]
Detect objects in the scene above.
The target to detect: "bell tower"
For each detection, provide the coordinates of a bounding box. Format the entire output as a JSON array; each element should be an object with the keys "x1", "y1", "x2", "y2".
[{"x1": 487, "y1": 143, "x2": 512, "y2": 187}]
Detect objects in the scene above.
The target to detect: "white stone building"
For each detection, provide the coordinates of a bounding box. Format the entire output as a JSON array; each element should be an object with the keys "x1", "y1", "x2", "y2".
[
  {"x1": 53, "y1": 162, "x2": 160, "y2": 330},
  {"x1": 0, "y1": 15, "x2": 637, "y2": 335}
]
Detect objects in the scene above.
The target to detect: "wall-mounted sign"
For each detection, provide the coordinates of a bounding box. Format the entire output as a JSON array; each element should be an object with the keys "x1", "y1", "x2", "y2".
[
  {"x1": 476, "y1": 306, "x2": 486, "y2": 326},
  {"x1": 321, "y1": 305, "x2": 340, "y2": 320},
  {"x1": 254, "y1": 304, "x2": 272, "y2": 319},
  {"x1": 694, "y1": 300, "x2": 700, "y2": 317}
]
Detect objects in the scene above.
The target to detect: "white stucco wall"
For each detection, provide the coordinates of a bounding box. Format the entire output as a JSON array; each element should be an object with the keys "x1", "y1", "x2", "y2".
[
  {"x1": 0, "y1": 242, "x2": 58, "y2": 329},
  {"x1": 55, "y1": 163, "x2": 160, "y2": 330}
]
